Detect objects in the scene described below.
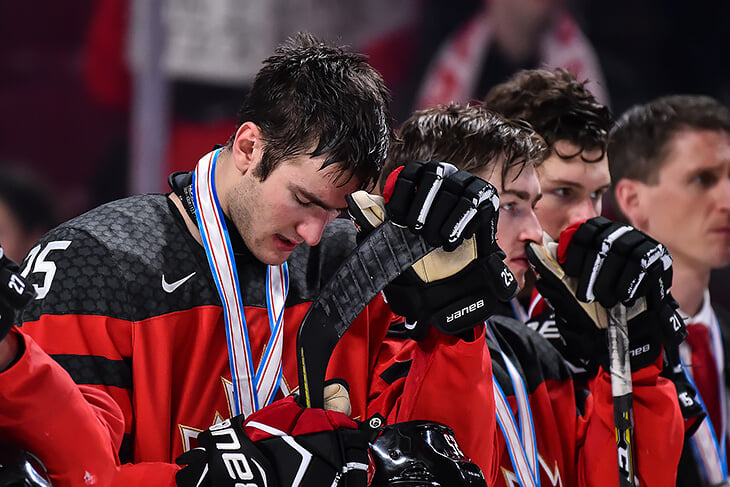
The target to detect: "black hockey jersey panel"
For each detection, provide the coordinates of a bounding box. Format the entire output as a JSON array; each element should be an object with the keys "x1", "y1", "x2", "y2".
[{"x1": 16, "y1": 194, "x2": 359, "y2": 323}]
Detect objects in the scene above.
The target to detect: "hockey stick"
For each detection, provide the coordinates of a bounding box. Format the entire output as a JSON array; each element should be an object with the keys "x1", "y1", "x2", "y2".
[
  {"x1": 296, "y1": 220, "x2": 434, "y2": 409},
  {"x1": 607, "y1": 303, "x2": 637, "y2": 487}
]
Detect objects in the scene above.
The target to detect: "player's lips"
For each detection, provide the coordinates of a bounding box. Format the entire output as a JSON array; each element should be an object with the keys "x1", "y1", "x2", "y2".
[
  {"x1": 274, "y1": 234, "x2": 300, "y2": 252},
  {"x1": 711, "y1": 225, "x2": 730, "y2": 234},
  {"x1": 708, "y1": 224, "x2": 730, "y2": 239}
]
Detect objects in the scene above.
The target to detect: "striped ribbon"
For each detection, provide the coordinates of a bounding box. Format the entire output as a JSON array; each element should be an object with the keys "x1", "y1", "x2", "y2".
[
  {"x1": 684, "y1": 309, "x2": 728, "y2": 485},
  {"x1": 487, "y1": 322, "x2": 540, "y2": 487},
  {"x1": 193, "y1": 149, "x2": 289, "y2": 417}
]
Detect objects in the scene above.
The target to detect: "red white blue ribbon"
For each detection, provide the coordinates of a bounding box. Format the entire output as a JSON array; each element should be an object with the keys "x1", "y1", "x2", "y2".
[
  {"x1": 683, "y1": 300, "x2": 727, "y2": 485},
  {"x1": 487, "y1": 322, "x2": 540, "y2": 487},
  {"x1": 193, "y1": 149, "x2": 289, "y2": 417}
]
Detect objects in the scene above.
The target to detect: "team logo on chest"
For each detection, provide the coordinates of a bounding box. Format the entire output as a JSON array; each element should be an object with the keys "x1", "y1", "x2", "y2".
[
  {"x1": 178, "y1": 376, "x2": 292, "y2": 452},
  {"x1": 178, "y1": 377, "x2": 237, "y2": 452}
]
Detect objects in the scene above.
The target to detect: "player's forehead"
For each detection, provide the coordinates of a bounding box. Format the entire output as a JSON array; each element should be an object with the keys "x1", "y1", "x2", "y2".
[
  {"x1": 539, "y1": 151, "x2": 609, "y2": 187},
  {"x1": 647, "y1": 131, "x2": 723, "y2": 188},
  {"x1": 662, "y1": 129, "x2": 730, "y2": 169},
  {"x1": 502, "y1": 163, "x2": 540, "y2": 199},
  {"x1": 471, "y1": 161, "x2": 501, "y2": 187},
  {"x1": 281, "y1": 154, "x2": 361, "y2": 204}
]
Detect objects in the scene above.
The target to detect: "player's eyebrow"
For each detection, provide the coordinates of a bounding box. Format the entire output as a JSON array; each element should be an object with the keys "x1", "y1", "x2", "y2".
[
  {"x1": 293, "y1": 185, "x2": 347, "y2": 211},
  {"x1": 545, "y1": 178, "x2": 583, "y2": 188},
  {"x1": 503, "y1": 189, "x2": 543, "y2": 206}
]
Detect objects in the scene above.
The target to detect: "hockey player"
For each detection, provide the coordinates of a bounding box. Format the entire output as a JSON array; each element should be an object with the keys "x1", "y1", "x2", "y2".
[
  {"x1": 482, "y1": 67, "x2": 611, "y2": 323},
  {"x1": 483, "y1": 68, "x2": 611, "y2": 247},
  {"x1": 610, "y1": 94, "x2": 730, "y2": 486},
  {"x1": 0, "y1": 35, "x2": 513, "y2": 487},
  {"x1": 366, "y1": 103, "x2": 685, "y2": 486},
  {"x1": 483, "y1": 68, "x2": 704, "y2": 443}
]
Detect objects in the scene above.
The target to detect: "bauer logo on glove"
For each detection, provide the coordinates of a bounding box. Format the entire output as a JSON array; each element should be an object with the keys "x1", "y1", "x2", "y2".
[
  {"x1": 347, "y1": 161, "x2": 518, "y2": 340},
  {"x1": 176, "y1": 394, "x2": 369, "y2": 487},
  {"x1": 526, "y1": 217, "x2": 688, "y2": 371}
]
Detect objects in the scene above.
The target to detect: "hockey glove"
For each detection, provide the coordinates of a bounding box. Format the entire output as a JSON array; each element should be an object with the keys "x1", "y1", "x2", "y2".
[
  {"x1": 0, "y1": 247, "x2": 36, "y2": 341},
  {"x1": 347, "y1": 161, "x2": 518, "y2": 340},
  {"x1": 175, "y1": 395, "x2": 370, "y2": 487},
  {"x1": 526, "y1": 217, "x2": 687, "y2": 371}
]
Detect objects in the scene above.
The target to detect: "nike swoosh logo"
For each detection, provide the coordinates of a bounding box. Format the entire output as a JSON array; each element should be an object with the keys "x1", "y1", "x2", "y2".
[{"x1": 162, "y1": 272, "x2": 196, "y2": 293}]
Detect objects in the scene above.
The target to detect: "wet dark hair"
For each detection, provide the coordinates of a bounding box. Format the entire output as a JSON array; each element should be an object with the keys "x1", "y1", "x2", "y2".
[
  {"x1": 379, "y1": 103, "x2": 548, "y2": 193},
  {"x1": 230, "y1": 32, "x2": 394, "y2": 191},
  {"x1": 609, "y1": 94, "x2": 730, "y2": 184},
  {"x1": 483, "y1": 68, "x2": 611, "y2": 162}
]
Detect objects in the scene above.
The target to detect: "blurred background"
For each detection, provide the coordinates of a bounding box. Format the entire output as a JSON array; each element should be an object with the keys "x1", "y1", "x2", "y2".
[{"x1": 1, "y1": 0, "x2": 729, "y2": 283}]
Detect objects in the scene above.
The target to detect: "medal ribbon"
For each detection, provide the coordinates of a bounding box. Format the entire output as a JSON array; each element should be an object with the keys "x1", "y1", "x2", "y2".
[
  {"x1": 486, "y1": 322, "x2": 540, "y2": 487},
  {"x1": 685, "y1": 310, "x2": 728, "y2": 485},
  {"x1": 193, "y1": 149, "x2": 289, "y2": 417}
]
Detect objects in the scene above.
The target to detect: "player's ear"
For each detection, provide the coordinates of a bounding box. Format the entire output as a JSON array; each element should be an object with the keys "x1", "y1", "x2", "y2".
[
  {"x1": 231, "y1": 122, "x2": 263, "y2": 175},
  {"x1": 613, "y1": 178, "x2": 648, "y2": 229}
]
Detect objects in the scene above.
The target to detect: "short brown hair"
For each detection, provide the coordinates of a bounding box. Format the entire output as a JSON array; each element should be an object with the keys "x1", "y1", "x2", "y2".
[
  {"x1": 483, "y1": 68, "x2": 611, "y2": 162},
  {"x1": 231, "y1": 33, "x2": 394, "y2": 190},
  {"x1": 379, "y1": 104, "x2": 548, "y2": 193},
  {"x1": 609, "y1": 94, "x2": 730, "y2": 184}
]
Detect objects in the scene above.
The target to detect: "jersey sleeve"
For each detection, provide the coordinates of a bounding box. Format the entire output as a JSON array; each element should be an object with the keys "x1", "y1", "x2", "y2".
[
  {"x1": 0, "y1": 225, "x2": 184, "y2": 486},
  {"x1": 0, "y1": 331, "x2": 181, "y2": 487},
  {"x1": 578, "y1": 356, "x2": 684, "y2": 486},
  {"x1": 367, "y1": 324, "x2": 496, "y2": 478},
  {"x1": 15, "y1": 226, "x2": 139, "y2": 461},
  {"x1": 0, "y1": 330, "x2": 124, "y2": 486},
  {"x1": 326, "y1": 292, "x2": 397, "y2": 421},
  {"x1": 0, "y1": 230, "x2": 197, "y2": 487}
]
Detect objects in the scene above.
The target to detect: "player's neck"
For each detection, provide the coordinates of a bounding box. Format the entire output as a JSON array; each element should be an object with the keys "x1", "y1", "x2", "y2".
[
  {"x1": 213, "y1": 148, "x2": 237, "y2": 216},
  {"x1": 170, "y1": 193, "x2": 203, "y2": 246},
  {"x1": 671, "y1": 258, "x2": 711, "y2": 317}
]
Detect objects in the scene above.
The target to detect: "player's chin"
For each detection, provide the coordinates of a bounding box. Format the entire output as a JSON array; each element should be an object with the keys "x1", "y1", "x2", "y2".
[
  {"x1": 514, "y1": 273, "x2": 527, "y2": 290},
  {"x1": 711, "y1": 247, "x2": 730, "y2": 268},
  {"x1": 270, "y1": 250, "x2": 294, "y2": 266},
  {"x1": 507, "y1": 259, "x2": 529, "y2": 287},
  {"x1": 256, "y1": 246, "x2": 293, "y2": 266}
]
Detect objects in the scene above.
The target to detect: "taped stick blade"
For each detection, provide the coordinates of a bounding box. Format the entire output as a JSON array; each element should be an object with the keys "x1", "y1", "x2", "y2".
[{"x1": 296, "y1": 221, "x2": 434, "y2": 409}]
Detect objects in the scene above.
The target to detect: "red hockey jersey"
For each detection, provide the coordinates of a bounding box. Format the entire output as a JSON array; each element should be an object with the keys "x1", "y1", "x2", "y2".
[
  {"x1": 0, "y1": 195, "x2": 397, "y2": 486},
  {"x1": 370, "y1": 314, "x2": 684, "y2": 486},
  {"x1": 0, "y1": 193, "x2": 498, "y2": 487}
]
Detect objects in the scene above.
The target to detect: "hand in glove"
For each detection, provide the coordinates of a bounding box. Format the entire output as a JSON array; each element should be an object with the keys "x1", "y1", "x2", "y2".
[
  {"x1": 176, "y1": 386, "x2": 369, "y2": 487},
  {"x1": 0, "y1": 247, "x2": 36, "y2": 341},
  {"x1": 526, "y1": 216, "x2": 687, "y2": 371},
  {"x1": 347, "y1": 161, "x2": 518, "y2": 340}
]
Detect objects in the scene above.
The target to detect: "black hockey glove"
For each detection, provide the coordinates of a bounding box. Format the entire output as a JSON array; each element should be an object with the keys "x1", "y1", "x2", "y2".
[
  {"x1": 175, "y1": 396, "x2": 370, "y2": 487},
  {"x1": 0, "y1": 247, "x2": 36, "y2": 341},
  {"x1": 526, "y1": 217, "x2": 687, "y2": 372},
  {"x1": 347, "y1": 161, "x2": 518, "y2": 340}
]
